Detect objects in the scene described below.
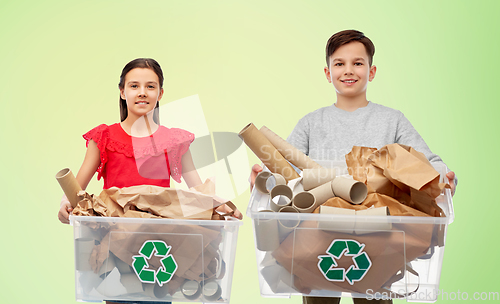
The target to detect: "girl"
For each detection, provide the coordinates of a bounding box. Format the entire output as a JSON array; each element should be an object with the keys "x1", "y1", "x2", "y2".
[
  {"x1": 59, "y1": 58, "x2": 241, "y2": 223},
  {"x1": 58, "y1": 58, "x2": 241, "y2": 304}
]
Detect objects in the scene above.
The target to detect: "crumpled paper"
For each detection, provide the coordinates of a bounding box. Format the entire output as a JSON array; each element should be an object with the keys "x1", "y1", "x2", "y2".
[
  {"x1": 73, "y1": 178, "x2": 223, "y2": 220},
  {"x1": 346, "y1": 143, "x2": 449, "y2": 217}
]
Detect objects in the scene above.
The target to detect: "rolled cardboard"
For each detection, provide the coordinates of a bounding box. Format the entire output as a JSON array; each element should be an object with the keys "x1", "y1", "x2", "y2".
[
  {"x1": 269, "y1": 185, "x2": 293, "y2": 212},
  {"x1": 55, "y1": 168, "x2": 82, "y2": 208},
  {"x1": 302, "y1": 168, "x2": 336, "y2": 191},
  {"x1": 331, "y1": 176, "x2": 368, "y2": 204},
  {"x1": 75, "y1": 238, "x2": 95, "y2": 271},
  {"x1": 255, "y1": 171, "x2": 286, "y2": 194},
  {"x1": 259, "y1": 125, "x2": 322, "y2": 170},
  {"x1": 120, "y1": 273, "x2": 144, "y2": 294},
  {"x1": 75, "y1": 225, "x2": 102, "y2": 242},
  {"x1": 202, "y1": 280, "x2": 222, "y2": 301},
  {"x1": 292, "y1": 192, "x2": 316, "y2": 213},
  {"x1": 239, "y1": 123, "x2": 299, "y2": 181},
  {"x1": 308, "y1": 181, "x2": 335, "y2": 207},
  {"x1": 181, "y1": 280, "x2": 201, "y2": 300},
  {"x1": 277, "y1": 206, "x2": 300, "y2": 243},
  {"x1": 254, "y1": 210, "x2": 280, "y2": 251},
  {"x1": 288, "y1": 177, "x2": 304, "y2": 196},
  {"x1": 354, "y1": 206, "x2": 392, "y2": 234},
  {"x1": 153, "y1": 283, "x2": 169, "y2": 298},
  {"x1": 318, "y1": 205, "x2": 356, "y2": 233}
]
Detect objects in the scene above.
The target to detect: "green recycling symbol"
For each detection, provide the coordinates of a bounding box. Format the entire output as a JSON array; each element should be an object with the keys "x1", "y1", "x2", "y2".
[
  {"x1": 317, "y1": 239, "x2": 372, "y2": 285},
  {"x1": 132, "y1": 240, "x2": 178, "y2": 286}
]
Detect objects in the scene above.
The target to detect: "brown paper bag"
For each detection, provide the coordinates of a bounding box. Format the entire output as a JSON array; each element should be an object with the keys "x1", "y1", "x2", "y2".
[
  {"x1": 346, "y1": 144, "x2": 447, "y2": 217},
  {"x1": 89, "y1": 221, "x2": 222, "y2": 293},
  {"x1": 272, "y1": 193, "x2": 434, "y2": 295}
]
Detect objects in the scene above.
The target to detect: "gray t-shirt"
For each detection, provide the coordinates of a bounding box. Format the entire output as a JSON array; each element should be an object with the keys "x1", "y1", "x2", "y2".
[{"x1": 287, "y1": 101, "x2": 447, "y2": 168}]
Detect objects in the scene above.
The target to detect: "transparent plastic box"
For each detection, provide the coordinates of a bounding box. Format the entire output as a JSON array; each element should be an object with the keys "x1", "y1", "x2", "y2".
[
  {"x1": 70, "y1": 215, "x2": 242, "y2": 303},
  {"x1": 247, "y1": 161, "x2": 454, "y2": 303}
]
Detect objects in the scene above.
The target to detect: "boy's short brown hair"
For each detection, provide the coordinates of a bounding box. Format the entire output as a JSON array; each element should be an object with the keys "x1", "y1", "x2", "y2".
[{"x1": 326, "y1": 30, "x2": 375, "y2": 66}]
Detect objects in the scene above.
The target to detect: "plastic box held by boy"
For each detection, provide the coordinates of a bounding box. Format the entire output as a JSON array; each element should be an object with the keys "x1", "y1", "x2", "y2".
[
  {"x1": 71, "y1": 215, "x2": 242, "y2": 303},
  {"x1": 247, "y1": 161, "x2": 454, "y2": 303}
]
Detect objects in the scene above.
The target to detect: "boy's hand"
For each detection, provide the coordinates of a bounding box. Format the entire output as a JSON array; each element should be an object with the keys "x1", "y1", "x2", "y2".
[
  {"x1": 249, "y1": 164, "x2": 263, "y2": 190},
  {"x1": 446, "y1": 171, "x2": 456, "y2": 196},
  {"x1": 58, "y1": 195, "x2": 73, "y2": 224}
]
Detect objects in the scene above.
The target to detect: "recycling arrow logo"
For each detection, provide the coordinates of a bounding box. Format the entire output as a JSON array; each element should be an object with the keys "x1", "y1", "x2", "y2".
[
  {"x1": 132, "y1": 240, "x2": 178, "y2": 286},
  {"x1": 317, "y1": 239, "x2": 372, "y2": 285}
]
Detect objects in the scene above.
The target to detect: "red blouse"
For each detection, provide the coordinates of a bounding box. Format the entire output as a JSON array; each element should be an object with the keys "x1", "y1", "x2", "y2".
[{"x1": 83, "y1": 123, "x2": 194, "y2": 189}]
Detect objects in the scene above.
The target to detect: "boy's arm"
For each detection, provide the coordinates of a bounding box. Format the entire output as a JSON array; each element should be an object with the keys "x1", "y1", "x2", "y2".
[{"x1": 395, "y1": 112, "x2": 457, "y2": 195}]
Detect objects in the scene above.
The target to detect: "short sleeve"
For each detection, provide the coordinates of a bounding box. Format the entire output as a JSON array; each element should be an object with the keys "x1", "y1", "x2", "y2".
[
  {"x1": 287, "y1": 116, "x2": 310, "y2": 156},
  {"x1": 82, "y1": 124, "x2": 109, "y2": 180},
  {"x1": 167, "y1": 128, "x2": 195, "y2": 183}
]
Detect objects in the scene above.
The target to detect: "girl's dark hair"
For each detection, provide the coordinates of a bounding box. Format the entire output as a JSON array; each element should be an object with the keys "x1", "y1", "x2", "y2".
[
  {"x1": 325, "y1": 30, "x2": 375, "y2": 67},
  {"x1": 118, "y1": 58, "x2": 164, "y2": 123}
]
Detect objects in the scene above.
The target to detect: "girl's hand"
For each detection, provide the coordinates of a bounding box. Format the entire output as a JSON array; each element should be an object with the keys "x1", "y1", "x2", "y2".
[
  {"x1": 58, "y1": 195, "x2": 73, "y2": 224},
  {"x1": 233, "y1": 208, "x2": 243, "y2": 220},
  {"x1": 215, "y1": 203, "x2": 243, "y2": 220}
]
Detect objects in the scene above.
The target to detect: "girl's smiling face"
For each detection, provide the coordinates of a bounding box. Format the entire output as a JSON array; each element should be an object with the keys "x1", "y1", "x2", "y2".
[{"x1": 120, "y1": 68, "x2": 164, "y2": 120}]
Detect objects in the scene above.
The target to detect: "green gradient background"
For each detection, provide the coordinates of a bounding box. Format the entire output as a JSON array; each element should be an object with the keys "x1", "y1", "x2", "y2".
[{"x1": 0, "y1": 0, "x2": 498, "y2": 303}]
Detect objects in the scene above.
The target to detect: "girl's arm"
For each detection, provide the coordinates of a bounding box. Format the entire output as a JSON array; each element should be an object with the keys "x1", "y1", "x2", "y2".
[
  {"x1": 58, "y1": 140, "x2": 100, "y2": 224},
  {"x1": 76, "y1": 140, "x2": 101, "y2": 190},
  {"x1": 181, "y1": 149, "x2": 203, "y2": 188},
  {"x1": 180, "y1": 149, "x2": 242, "y2": 219}
]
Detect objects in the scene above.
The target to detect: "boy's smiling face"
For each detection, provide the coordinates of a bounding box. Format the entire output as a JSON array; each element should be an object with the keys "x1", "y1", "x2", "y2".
[{"x1": 324, "y1": 41, "x2": 376, "y2": 100}]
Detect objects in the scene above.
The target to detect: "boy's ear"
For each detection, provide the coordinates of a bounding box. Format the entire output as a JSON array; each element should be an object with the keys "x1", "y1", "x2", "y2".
[
  {"x1": 324, "y1": 66, "x2": 332, "y2": 83},
  {"x1": 369, "y1": 65, "x2": 377, "y2": 82}
]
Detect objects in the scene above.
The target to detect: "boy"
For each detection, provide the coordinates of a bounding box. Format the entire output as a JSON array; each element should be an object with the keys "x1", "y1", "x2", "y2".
[{"x1": 250, "y1": 30, "x2": 456, "y2": 304}]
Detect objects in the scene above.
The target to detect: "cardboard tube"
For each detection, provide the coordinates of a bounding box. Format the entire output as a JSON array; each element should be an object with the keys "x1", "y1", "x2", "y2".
[
  {"x1": 75, "y1": 225, "x2": 102, "y2": 242},
  {"x1": 181, "y1": 280, "x2": 201, "y2": 300},
  {"x1": 292, "y1": 192, "x2": 316, "y2": 213},
  {"x1": 318, "y1": 205, "x2": 355, "y2": 233},
  {"x1": 270, "y1": 185, "x2": 293, "y2": 211},
  {"x1": 259, "y1": 125, "x2": 322, "y2": 170},
  {"x1": 277, "y1": 206, "x2": 300, "y2": 242},
  {"x1": 308, "y1": 181, "x2": 335, "y2": 207},
  {"x1": 239, "y1": 123, "x2": 299, "y2": 181},
  {"x1": 75, "y1": 238, "x2": 95, "y2": 271},
  {"x1": 331, "y1": 176, "x2": 368, "y2": 204},
  {"x1": 302, "y1": 168, "x2": 336, "y2": 191},
  {"x1": 254, "y1": 210, "x2": 280, "y2": 251},
  {"x1": 255, "y1": 171, "x2": 286, "y2": 194},
  {"x1": 153, "y1": 283, "x2": 169, "y2": 299},
  {"x1": 203, "y1": 280, "x2": 222, "y2": 301},
  {"x1": 355, "y1": 206, "x2": 392, "y2": 234},
  {"x1": 56, "y1": 168, "x2": 83, "y2": 208}
]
